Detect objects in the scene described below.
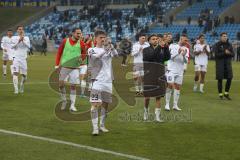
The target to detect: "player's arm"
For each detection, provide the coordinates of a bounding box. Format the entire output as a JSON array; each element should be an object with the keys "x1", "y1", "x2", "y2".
[
  {"x1": 80, "y1": 41, "x2": 87, "y2": 63},
  {"x1": 55, "y1": 39, "x2": 66, "y2": 68},
  {"x1": 88, "y1": 48, "x2": 105, "y2": 59},
  {"x1": 183, "y1": 48, "x2": 189, "y2": 63},
  {"x1": 225, "y1": 44, "x2": 235, "y2": 57},
  {"x1": 22, "y1": 37, "x2": 31, "y2": 49},
  {"x1": 193, "y1": 45, "x2": 202, "y2": 55},
  {"x1": 12, "y1": 36, "x2": 24, "y2": 49},
  {"x1": 203, "y1": 45, "x2": 210, "y2": 55},
  {"x1": 131, "y1": 44, "x2": 140, "y2": 56},
  {"x1": 107, "y1": 44, "x2": 119, "y2": 57},
  {"x1": 174, "y1": 47, "x2": 188, "y2": 63},
  {"x1": 109, "y1": 48, "x2": 119, "y2": 57},
  {"x1": 1, "y1": 37, "x2": 7, "y2": 52},
  {"x1": 214, "y1": 43, "x2": 225, "y2": 59},
  {"x1": 11, "y1": 37, "x2": 19, "y2": 49},
  {"x1": 169, "y1": 45, "x2": 179, "y2": 60}
]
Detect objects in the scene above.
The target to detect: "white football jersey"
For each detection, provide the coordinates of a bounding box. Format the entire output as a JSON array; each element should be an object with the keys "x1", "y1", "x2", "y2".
[
  {"x1": 1, "y1": 36, "x2": 15, "y2": 55},
  {"x1": 167, "y1": 43, "x2": 189, "y2": 75},
  {"x1": 194, "y1": 43, "x2": 210, "y2": 66},
  {"x1": 131, "y1": 42, "x2": 149, "y2": 64},
  {"x1": 12, "y1": 36, "x2": 30, "y2": 59},
  {"x1": 88, "y1": 47, "x2": 118, "y2": 83}
]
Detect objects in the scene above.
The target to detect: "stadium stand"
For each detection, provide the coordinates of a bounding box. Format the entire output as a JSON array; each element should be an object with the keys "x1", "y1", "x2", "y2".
[
  {"x1": 5, "y1": 0, "x2": 238, "y2": 48},
  {"x1": 24, "y1": 0, "x2": 183, "y2": 47},
  {"x1": 149, "y1": 23, "x2": 240, "y2": 45},
  {"x1": 176, "y1": 0, "x2": 236, "y2": 20},
  {"x1": 148, "y1": 0, "x2": 240, "y2": 45}
]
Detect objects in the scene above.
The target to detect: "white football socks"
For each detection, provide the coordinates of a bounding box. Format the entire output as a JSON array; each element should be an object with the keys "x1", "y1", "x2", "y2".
[
  {"x1": 155, "y1": 108, "x2": 161, "y2": 120},
  {"x1": 144, "y1": 107, "x2": 149, "y2": 113},
  {"x1": 173, "y1": 89, "x2": 180, "y2": 107},
  {"x1": 13, "y1": 75, "x2": 18, "y2": 93},
  {"x1": 165, "y1": 87, "x2": 172, "y2": 105},
  {"x1": 3, "y1": 65, "x2": 7, "y2": 75},
  {"x1": 139, "y1": 83, "x2": 143, "y2": 93},
  {"x1": 100, "y1": 107, "x2": 107, "y2": 128},
  {"x1": 20, "y1": 76, "x2": 26, "y2": 85},
  {"x1": 60, "y1": 87, "x2": 67, "y2": 102},
  {"x1": 20, "y1": 76, "x2": 26, "y2": 93},
  {"x1": 193, "y1": 81, "x2": 198, "y2": 91},
  {"x1": 80, "y1": 80, "x2": 86, "y2": 95},
  {"x1": 10, "y1": 65, "x2": 14, "y2": 75},
  {"x1": 70, "y1": 89, "x2": 76, "y2": 106},
  {"x1": 200, "y1": 83, "x2": 204, "y2": 92},
  {"x1": 91, "y1": 106, "x2": 98, "y2": 130},
  {"x1": 134, "y1": 80, "x2": 140, "y2": 92}
]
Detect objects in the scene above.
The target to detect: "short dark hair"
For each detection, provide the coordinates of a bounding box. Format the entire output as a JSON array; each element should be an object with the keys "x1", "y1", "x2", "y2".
[
  {"x1": 181, "y1": 33, "x2": 188, "y2": 38},
  {"x1": 72, "y1": 28, "x2": 81, "y2": 33},
  {"x1": 198, "y1": 34, "x2": 205, "y2": 39},
  {"x1": 7, "y1": 29, "x2": 13, "y2": 32},
  {"x1": 138, "y1": 33, "x2": 146, "y2": 38},
  {"x1": 157, "y1": 34, "x2": 163, "y2": 38},
  {"x1": 94, "y1": 30, "x2": 106, "y2": 37},
  {"x1": 17, "y1": 25, "x2": 23, "y2": 30},
  {"x1": 220, "y1": 32, "x2": 227, "y2": 37},
  {"x1": 148, "y1": 34, "x2": 158, "y2": 41}
]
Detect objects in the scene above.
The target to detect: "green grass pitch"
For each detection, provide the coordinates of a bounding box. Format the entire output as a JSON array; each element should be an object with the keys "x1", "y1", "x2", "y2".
[{"x1": 0, "y1": 52, "x2": 240, "y2": 160}]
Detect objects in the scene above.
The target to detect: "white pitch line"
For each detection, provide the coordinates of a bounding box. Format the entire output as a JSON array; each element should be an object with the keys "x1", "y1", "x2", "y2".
[
  {"x1": 0, "y1": 82, "x2": 55, "y2": 85},
  {"x1": 0, "y1": 129, "x2": 150, "y2": 160}
]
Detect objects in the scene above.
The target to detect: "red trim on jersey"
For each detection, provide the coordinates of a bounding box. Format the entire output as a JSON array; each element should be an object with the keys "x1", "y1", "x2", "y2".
[{"x1": 85, "y1": 39, "x2": 97, "y2": 50}]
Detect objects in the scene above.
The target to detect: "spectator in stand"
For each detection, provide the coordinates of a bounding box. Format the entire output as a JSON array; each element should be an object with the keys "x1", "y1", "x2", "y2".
[
  {"x1": 188, "y1": 0, "x2": 193, "y2": 5},
  {"x1": 134, "y1": 18, "x2": 138, "y2": 29},
  {"x1": 198, "y1": 17, "x2": 203, "y2": 27},
  {"x1": 207, "y1": 20, "x2": 213, "y2": 32},
  {"x1": 211, "y1": 30, "x2": 218, "y2": 37},
  {"x1": 169, "y1": 15, "x2": 174, "y2": 25},
  {"x1": 41, "y1": 34, "x2": 47, "y2": 56},
  {"x1": 53, "y1": 6, "x2": 57, "y2": 13},
  {"x1": 182, "y1": 28, "x2": 187, "y2": 34},
  {"x1": 218, "y1": 0, "x2": 223, "y2": 8},
  {"x1": 103, "y1": 21, "x2": 109, "y2": 32},
  {"x1": 125, "y1": 15, "x2": 130, "y2": 24},
  {"x1": 187, "y1": 16, "x2": 192, "y2": 25},
  {"x1": 224, "y1": 16, "x2": 229, "y2": 24},
  {"x1": 229, "y1": 16, "x2": 235, "y2": 24},
  {"x1": 130, "y1": 17, "x2": 134, "y2": 32},
  {"x1": 237, "y1": 32, "x2": 240, "y2": 40},
  {"x1": 116, "y1": 25, "x2": 122, "y2": 41},
  {"x1": 214, "y1": 16, "x2": 220, "y2": 28}
]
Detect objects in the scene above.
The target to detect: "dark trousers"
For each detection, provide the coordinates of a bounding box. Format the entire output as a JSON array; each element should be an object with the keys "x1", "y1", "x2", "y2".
[{"x1": 218, "y1": 78, "x2": 232, "y2": 94}]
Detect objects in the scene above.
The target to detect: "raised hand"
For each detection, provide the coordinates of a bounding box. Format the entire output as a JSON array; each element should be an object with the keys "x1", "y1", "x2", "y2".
[{"x1": 225, "y1": 49, "x2": 231, "y2": 54}]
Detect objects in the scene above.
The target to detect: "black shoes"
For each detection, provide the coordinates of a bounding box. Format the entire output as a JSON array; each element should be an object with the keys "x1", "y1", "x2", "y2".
[
  {"x1": 219, "y1": 93, "x2": 232, "y2": 100},
  {"x1": 219, "y1": 95, "x2": 224, "y2": 100},
  {"x1": 224, "y1": 94, "x2": 232, "y2": 100}
]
